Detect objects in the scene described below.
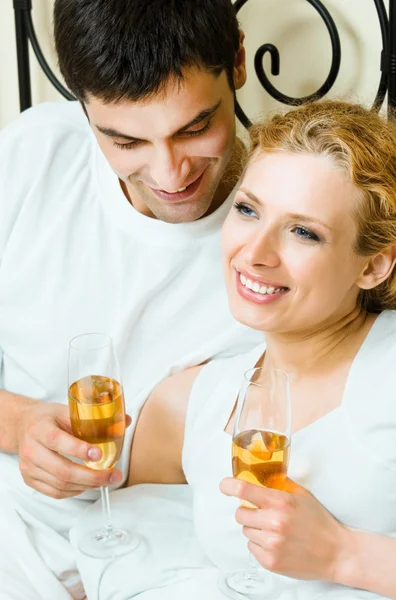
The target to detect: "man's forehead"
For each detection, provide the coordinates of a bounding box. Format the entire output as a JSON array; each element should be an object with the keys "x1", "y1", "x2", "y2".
[
  {"x1": 86, "y1": 70, "x2": 228, "y2": 141},
  {"x1": 86, "y1": 65, "x2": 227, "y2": 111}
]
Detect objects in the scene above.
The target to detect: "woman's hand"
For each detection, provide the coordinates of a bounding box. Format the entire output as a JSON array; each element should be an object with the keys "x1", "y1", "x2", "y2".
[{"x1": 220, "y1": 477, "x2": 350, "y2": 582}]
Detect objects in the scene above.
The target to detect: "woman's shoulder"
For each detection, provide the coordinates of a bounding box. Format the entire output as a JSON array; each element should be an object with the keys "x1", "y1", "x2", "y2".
[
  {"x1": 345, "y1": 310, "x2": 396, "y2": 470},
  {"x1": 368, "y1": 309, "x2": 396, "y2": 343},
  {"x1": 358, "y1": 310, "x2": 396, "y2": 370},
  {"x1": 349, "y1": 310, "x2": 396, "y2": 393}
]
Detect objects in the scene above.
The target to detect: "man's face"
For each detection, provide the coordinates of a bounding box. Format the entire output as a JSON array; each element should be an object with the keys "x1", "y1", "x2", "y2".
[{"x1": 85, "y1": 67, "x2": 240, "y2": 223}]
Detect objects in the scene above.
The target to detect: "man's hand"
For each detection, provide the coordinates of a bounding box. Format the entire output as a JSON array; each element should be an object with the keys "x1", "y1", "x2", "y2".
[
  {"x1": 220, "y1": 477, "x2": 350, "y2": 582},
  {"x1": 17, "y1": 402, "x2": 129, "y2": 499}
]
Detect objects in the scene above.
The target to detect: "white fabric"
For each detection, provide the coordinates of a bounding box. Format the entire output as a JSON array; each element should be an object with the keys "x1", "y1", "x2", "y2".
[
  {"x1": 0, "y1": 101, "x2": 262, "y2": 597},
  {"x1": 73, "y1": 310, "x2": 396, "y2": 599}
]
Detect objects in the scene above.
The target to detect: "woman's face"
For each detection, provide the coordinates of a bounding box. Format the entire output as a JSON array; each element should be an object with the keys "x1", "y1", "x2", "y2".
[{"x1": 221, "y1": 151, "x2": 369, "y2": 334}]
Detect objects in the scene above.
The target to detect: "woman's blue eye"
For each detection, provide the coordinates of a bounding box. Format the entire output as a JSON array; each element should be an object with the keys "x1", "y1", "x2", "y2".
[
  {"x1": 293, "y1": 226, "x2": 320, "y2": 242},
  {"x1": 234, "y1": 202, "x2": 257, "y2": 218}
]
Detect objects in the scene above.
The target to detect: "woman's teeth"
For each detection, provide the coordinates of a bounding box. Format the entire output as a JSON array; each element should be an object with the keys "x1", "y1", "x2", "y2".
[{"x1": 239, "y1": 273, "x2": 286, "y2": 295}]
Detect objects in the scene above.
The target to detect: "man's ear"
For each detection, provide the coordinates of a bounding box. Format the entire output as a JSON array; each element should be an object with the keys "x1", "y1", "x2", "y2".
[
  {"x1": 356, "y1": 244, "x2": 396, "y2": 291},
  {"x1": 80, "y1": 101, "x2": 89, "y2": 121},
  {"x1": 233, "y1": 30, "x2": 247, "y2": 90}
]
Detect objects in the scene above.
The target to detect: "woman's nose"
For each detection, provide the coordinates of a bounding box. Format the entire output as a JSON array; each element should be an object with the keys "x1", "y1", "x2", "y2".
[{"x1": 241, "y1": 233, "x2": 281, "y2": 268}]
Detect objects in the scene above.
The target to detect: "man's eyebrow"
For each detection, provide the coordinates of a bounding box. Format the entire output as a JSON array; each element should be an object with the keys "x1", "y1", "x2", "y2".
[
  {"x1": 94, "y1": 99, "x2": 222, "y2": 143},
  {"x1": 176, "y1": 100, "x2": 222, "y2": 133},
  {"x1": 95, "y1": 125, "x2": 141, "y2": 142},
  {"x1": 239, "y1": 188, "x2": 332, "y2": 231}
]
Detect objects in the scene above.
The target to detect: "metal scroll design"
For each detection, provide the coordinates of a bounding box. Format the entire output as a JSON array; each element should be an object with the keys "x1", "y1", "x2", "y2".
[
  {"x1": 13, "y1": 0, "x2": 74, "y2": 111},
  {"x1": 234, "y1": 0, "x2": 393, "y2": 127},
  {"x1": 13, "y1": 0, "x2": 396, "y2": 120}
]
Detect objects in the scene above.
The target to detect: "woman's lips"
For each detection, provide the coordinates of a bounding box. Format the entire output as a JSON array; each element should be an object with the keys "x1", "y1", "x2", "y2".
[
  {"x1": 235, "y1": 270, "x2": 289, "y2": 305},
  {"x1": 149, "y1": 171, "x2": 205, "y2": 203}
]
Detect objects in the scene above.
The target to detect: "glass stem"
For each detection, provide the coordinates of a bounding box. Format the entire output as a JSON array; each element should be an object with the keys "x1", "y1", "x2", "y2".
[
  {"x1": 248, "y1": 551, "x2": 261, "y2": 578},
  {"x1": 100, "y1": 486, "x2": 113, "y2": 531}
]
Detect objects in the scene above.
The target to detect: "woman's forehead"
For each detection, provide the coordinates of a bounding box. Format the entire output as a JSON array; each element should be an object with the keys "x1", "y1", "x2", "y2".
[{"x1": 240, "y1": 151, "x2": 361, "y2": 230}]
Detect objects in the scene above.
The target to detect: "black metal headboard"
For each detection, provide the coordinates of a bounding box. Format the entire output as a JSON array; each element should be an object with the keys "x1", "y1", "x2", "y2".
[{"x1": 13, "y1": 0, "x2": 396, "y2": 124}]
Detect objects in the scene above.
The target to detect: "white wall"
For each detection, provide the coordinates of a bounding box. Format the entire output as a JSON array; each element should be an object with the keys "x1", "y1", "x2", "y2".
[{"x1": 0, "y1": 0, "x2": 385, "y2": 129}]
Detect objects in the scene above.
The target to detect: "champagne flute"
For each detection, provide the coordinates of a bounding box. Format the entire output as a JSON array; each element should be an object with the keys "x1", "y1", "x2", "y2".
[
  {"x1": 225, "y1": 367, "x2": 291, "y2": 597},
  {"x1": 68, "y1": 332, "x2": 139, "y2": 558}
]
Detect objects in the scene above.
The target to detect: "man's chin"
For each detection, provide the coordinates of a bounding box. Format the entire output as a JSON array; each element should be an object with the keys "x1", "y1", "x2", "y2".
[{"x1": 151, "y1": 202, "x2": 210, "y2": 224}]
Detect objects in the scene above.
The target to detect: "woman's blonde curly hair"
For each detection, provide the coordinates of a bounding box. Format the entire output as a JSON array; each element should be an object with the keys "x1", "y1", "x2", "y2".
[{"x1": 247, "y1": 100, "x2": 396, "y2": 313}]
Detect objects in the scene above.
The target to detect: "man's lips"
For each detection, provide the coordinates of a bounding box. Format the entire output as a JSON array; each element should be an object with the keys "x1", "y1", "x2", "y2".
[{"x1": 148, "y1": 170, "x2": 206, "y2": 203}]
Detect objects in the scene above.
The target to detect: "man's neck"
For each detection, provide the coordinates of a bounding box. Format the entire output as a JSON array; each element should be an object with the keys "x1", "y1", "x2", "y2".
[{"x1": 205, "y1": 137, "x2": 247, "y2": 216}]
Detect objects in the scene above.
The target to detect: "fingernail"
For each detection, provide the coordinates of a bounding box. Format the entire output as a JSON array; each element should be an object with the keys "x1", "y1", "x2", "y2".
[
  {"x1": 87, "y1": 447, "x2": 101, "y2": 460},
  {"x1": 110, "y1": 472, "x2": 122, "y2": 484}
]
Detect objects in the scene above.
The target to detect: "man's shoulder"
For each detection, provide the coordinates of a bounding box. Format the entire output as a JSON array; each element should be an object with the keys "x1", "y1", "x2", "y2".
[
  {"x1": 0, "y1": 102, "x2": 95, "y2": 216},
  {"x1": 1, "y1": 101, "x2": 90, "y2": 147},
  {"x1": 12, "y1": 100, "x2": 87, "y2": 130},
  {"x1": 0, "y1": 101, "x2": 93, "y2": 176}
]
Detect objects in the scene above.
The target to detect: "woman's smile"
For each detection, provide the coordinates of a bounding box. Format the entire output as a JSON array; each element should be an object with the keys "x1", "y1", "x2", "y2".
[
  {"x1": 221, "y1": 151, "x2": 369, "y2": 335},
  {"x1": 236, "y1": 270, "x2": 290, "y2": 304}
]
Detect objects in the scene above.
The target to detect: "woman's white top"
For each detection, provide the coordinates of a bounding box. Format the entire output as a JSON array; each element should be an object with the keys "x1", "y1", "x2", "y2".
[{"x1": 73, "y1": 310, "x2": 396, "y2": 599}]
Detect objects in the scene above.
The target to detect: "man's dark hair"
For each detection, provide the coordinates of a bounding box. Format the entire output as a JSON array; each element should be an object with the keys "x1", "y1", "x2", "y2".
[{"x1": 54, "y1": 0, "x2": 240, "y2": 103}]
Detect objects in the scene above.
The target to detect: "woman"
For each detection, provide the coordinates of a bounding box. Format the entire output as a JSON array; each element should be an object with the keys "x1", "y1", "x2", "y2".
[{"x1": 74, "y1": 100, "x2": 396, "y2": 600}]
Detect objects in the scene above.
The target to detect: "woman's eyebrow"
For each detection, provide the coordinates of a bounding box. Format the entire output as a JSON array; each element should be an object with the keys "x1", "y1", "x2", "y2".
[
  {"x1": 239, "y1": 188, "x2": 332, "y2": 231},
  {"x1": 239, "y1": 188, "x2": 261, "y2": 204}
]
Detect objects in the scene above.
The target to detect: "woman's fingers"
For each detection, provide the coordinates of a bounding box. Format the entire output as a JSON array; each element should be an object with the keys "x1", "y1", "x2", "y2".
[{"x1": 220, "y1": 477, "x2": 294, "y2": 510}]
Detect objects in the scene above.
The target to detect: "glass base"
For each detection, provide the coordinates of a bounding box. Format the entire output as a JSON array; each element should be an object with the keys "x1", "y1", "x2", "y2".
[
  {"x1": 222, "y1": 569, "x2": 281, "y2": 599},
  {"x1": 78, "y1": 525, "x2": 140, "y2": 559}
]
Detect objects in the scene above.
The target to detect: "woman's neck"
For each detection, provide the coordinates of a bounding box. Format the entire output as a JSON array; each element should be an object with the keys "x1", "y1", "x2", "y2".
[{"x1": 264, "y1": 307, "x2": 376, "y2": 378}]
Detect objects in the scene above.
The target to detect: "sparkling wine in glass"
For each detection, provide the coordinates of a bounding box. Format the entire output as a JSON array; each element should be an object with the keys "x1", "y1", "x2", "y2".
[
  {"x1": 68, "y1": 333, "x2": 139, "y2": 558},
  {"x1": 225, "y1": 367, "x2": 291, "y2": 597}
]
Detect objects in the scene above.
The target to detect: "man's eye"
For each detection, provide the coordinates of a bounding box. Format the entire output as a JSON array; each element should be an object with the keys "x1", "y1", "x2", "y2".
[
  {"x1": 292, "y1": 226, "x2": 320, "y2": 242},
  {"x1": 233, "y1": 202, "x2": 257, "y2": 218},
  {"x1": 113, "y1": 140, "x2": 142, "y2": 150},
  {"x1": 183, "y1": 119, "x2": 212, "y2": 138}
]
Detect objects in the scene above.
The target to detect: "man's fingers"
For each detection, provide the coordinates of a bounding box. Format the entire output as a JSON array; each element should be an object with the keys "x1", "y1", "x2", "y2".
[
  {"x1": 29, "y1": 479, "x2": 85, "y2": 500},
  {"x1": 23, "y1": 443, "x2": 123, "y2": 488},
  {"x1": 126, "y1": 415, "x2": 132, "y2": 428},
  {"x1": 21, "y1": 461, "x2": 95, "y2": 493},
  {"x1": 37, "y1": 424, "x2": 102, "y2": 463}
]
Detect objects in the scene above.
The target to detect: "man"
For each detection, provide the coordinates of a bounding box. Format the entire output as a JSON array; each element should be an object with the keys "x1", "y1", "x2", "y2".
[{"x1": 0, "y1": 0, "x2": 261, "y2": 597}]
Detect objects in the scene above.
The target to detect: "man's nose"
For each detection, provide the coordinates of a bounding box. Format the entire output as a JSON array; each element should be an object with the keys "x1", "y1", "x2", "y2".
[{"x1": 151, "y1": 143, "x2": 191, "y2": 192}]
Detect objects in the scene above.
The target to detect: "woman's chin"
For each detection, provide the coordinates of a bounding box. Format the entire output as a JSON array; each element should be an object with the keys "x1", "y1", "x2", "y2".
[{"x1": 232, "y1": 309, "x2": 277, "y2": 333}]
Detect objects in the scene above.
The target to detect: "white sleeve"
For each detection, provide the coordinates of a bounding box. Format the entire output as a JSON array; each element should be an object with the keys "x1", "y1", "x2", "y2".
[
  {"x1": 0, "y1": 112, "x2": 38, "y2": 265},
  {"x1": 0, "y1": 103, "x2": 86, "y2": 391},
  {"x1": 0, "y1": 114, "x2": 34, "y2": 389},
  {"x1": 0, "y1": 102, "x2": 85, "y2": 265}
]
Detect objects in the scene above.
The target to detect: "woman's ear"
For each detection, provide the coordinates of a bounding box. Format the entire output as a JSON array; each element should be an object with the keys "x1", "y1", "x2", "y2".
[
  {"x1": 356, "y1": 244, "x2": 396, "y2": 290},
  {"x1": 233, "y1": 30, "x2": 247, "y2": 90}
]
